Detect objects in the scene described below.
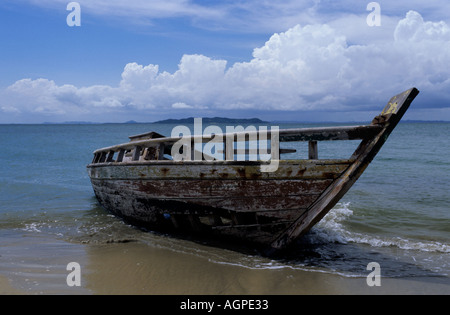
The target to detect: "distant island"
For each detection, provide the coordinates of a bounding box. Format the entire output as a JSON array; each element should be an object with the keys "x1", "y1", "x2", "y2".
[
  {"x1": 152, "y1": 117, "x2": 269, "y2": 124},
  {"x1": 40, "y1": 117, "x2": 269, "y2": 125},
  {"x1": 38, "y1": 118, "x2": 450, "y2": 125}
]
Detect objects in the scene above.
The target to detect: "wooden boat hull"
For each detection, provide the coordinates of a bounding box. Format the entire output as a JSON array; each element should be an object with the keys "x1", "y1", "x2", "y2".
[
  {"x1": 88, "y1": 160, "x2": 352, "y2": 246},
  {"x1": 87, "y1": 88, "x2": 420, "y2": 252}
]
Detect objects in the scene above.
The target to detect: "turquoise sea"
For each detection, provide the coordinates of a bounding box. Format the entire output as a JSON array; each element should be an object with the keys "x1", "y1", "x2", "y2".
[{"x1": 0, "y1": 122, "x2": 449, "y2": 294}]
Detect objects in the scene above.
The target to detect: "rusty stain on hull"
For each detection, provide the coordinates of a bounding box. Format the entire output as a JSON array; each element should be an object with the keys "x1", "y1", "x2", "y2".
[{"x1": 87, "y1": 88, "x2": 419, "y2": 252}]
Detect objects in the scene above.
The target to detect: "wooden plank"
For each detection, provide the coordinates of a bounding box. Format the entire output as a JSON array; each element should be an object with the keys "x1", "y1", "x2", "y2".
[
  {"x1": 93, "y1": 153, "x2": 100, "y2": 164},
  {"x1": 90, "y1": 178, "x2": 307, "y2": 244},
  {"x1": 308, "y1": 141, "x2": 318, "y2": 159},
  {"x1": 91, "y1": 178, "x2": 322, "y2": 212},
  {"x1": 217, "y1": 148, "x2": 296, "y2": 155},
  {"x1": 115, "y1": 178, "x2": 334, "y2": 199},
  {"x1": 132, "y1": 146, "x2": 142, "y2": 161},
  {"x1": 256, "y1": 208, "x2": 308, "y2": 221},
  {"x1": 128, "y1": 131, "x2": 165, "y2": 141},
  {"x1": 116, "y1": 149, "x2": 125, "y2": 162},
  {"x1": 193, "y1": 195, "x2": 318, "y2": 212},
  {"x1": 212, "y1": 221, "x2": 292, "y2": 230},
  {"x1": 88, "y1": 160, "x2": 351, "y2": 180},
  {"x1": 99, "y1": 152, "x2": 107, "y2": 163},
  {"x1": 92, "y1": 125, "x2": 383, "y2": 155},
  {"x1": 90, "y1": 178, "x2": 327, "y2": 222},
  {"x1": 278, "y1": 125, "x2": 382, "y2": 142},
  {"x1": 106, "y1": 150, "x2": 115, "y2": 162}
]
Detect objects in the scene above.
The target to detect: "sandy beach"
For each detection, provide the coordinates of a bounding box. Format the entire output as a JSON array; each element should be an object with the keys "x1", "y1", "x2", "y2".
[
  {"x1": 0, "y1": 275, "x2": 22, "y2": 295},
  {"x1": 1, "y1": 237, "x2": 449, "y2": 295}
]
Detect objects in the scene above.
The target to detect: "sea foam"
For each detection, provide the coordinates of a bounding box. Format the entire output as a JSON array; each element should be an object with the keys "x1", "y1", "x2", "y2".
[{"x1": 310, "y1": 203, "x2": 450, "y2": 253}]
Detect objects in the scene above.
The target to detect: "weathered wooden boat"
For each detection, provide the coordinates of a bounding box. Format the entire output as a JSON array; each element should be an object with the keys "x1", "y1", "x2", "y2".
[{"x1": 87, "y1": 88, "x2": 419, "y2": 252}]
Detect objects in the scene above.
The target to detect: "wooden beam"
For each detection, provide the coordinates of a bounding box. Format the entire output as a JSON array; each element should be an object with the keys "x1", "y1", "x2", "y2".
[
  {"x1": 116, "y1": 149, "x2": 125, "y2": 162},
  {"x1": 99, "y1": 152, "x2": 107, "y2": 163},
  {"x1": 308, "y1": 141, "x2": 318, "y2": 159},
  {"x1": 132, "y1": 146, "x2": 142, "y2": 161},
  {"x1": 106, "y1": 150, "x2": 115, "y2": 162},
  {"x1": 278, "y1": 125, "x2": 382, "y2": 142},
  {"x1": 92, "y1": 125, "x2": 382, "y2": 155}
]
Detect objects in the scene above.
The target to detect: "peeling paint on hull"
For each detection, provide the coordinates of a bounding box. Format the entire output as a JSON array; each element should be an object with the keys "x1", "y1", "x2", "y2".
[{"x1": 87, "y1": 160, "x2": 350, "y2": 247}]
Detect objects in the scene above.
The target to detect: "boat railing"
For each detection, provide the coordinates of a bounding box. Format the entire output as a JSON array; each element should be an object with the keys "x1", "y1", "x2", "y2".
[{"x1": 90, "y1": 124, "x2": 383, "y2": 165}]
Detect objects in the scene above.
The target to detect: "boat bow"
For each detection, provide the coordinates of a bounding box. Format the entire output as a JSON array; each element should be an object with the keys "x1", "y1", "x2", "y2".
[{"x1": 270, "y1": 88, "x2": 420, "y2": 250}]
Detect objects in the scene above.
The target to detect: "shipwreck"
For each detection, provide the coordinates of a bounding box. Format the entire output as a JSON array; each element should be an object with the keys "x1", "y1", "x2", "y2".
[{"x1": 87, "y1": 88, "x2": 419, "y2": 252}]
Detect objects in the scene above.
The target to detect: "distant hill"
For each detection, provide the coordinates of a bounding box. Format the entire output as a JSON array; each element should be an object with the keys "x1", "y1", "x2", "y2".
[
  {"x1": 153, "y1": 117, "x2": 269, "y2": 124},
  {"x1": 42, "y1": 121, "x2": 97, "y2": 124},
  {"x1": 38, "y1": 119, "x2": 450, "y2": 125}
]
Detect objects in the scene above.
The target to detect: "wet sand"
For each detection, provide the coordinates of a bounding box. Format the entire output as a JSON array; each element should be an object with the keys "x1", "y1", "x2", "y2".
[
  {"x1": 83, "y1": 242, "x2": 450, "y2": 295},
  {"x1": 1, "y1": 235, "x2": 449, "y2": 295},
  {"x1": 0, "y1": 275, "x2": 22, "y2": 295}
]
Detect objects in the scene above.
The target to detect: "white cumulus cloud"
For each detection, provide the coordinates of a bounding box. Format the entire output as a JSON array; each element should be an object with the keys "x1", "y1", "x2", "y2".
[{"x1": 2, "y1": 11, "x2": 450, "y2": 121}]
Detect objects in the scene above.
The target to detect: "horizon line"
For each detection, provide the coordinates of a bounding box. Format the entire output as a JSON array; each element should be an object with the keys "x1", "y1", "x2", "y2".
[{"x1": 1, "y1": 119, "x2": 450, "y2": 125}]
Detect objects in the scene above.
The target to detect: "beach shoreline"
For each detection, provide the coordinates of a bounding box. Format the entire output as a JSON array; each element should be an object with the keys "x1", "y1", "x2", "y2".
[{"x1": 1, "y1": 238, "x2": 449, "y2": 295}]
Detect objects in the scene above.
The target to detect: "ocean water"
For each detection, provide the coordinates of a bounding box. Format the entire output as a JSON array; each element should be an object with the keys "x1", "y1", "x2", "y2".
[{"x1": 0, "y1": 122, "x2": 449, "y2": 294}]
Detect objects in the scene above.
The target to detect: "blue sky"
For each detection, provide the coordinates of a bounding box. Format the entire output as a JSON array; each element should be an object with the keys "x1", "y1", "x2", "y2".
[{"x1": 1, "y1": 0, "x2": 450, "y2": 123}]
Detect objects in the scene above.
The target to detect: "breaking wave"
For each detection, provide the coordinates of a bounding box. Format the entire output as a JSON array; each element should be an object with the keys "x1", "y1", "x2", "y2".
[{"x1": 307, "y1": 202, "x2": 450, "y2": 254}]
